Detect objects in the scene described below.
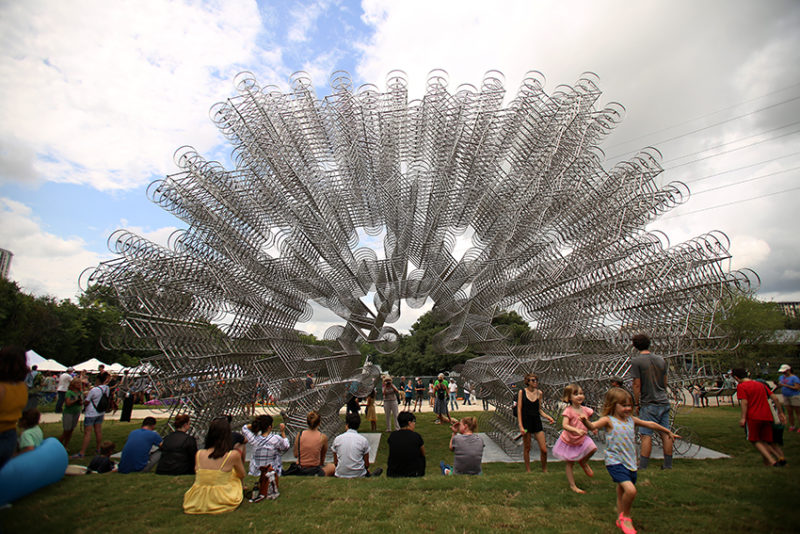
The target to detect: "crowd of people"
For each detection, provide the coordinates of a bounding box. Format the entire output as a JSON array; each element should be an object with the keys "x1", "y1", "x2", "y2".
[{"x1": 1, "y1": 336, "x2": 797, "y2": 532}]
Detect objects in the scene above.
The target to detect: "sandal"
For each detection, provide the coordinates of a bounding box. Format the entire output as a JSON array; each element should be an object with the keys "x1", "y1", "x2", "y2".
[{"x1": 616, "y1": 514, "x2": 637, "y2": 534}]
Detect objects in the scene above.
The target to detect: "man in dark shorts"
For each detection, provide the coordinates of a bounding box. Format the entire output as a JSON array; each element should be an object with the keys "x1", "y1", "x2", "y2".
[{"x1": 630, "y1": 333, "x2": 673, "y2": 469}]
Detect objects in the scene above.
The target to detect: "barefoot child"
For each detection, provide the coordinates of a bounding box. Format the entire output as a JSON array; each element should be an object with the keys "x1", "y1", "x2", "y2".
[
  {"x1": 517, "y1": 373, "x2": 556, "y2": 472},
  {"x1": 552, "y1": 384, "x2": 597, "y2": 493},
  {"x1": 581, "y1": 387, "x2": 680, "y2": 534}
]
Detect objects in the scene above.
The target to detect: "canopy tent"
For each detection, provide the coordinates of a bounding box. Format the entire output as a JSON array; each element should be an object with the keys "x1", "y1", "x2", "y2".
[
  {"x1": 40, "y1": 359, "x2": 68, "y2": 372},
  {"x1": 25, "y1": 350, "x2": 48, "y2": 368},
  {"x1": 73, "y1": 358, "x2": 110, "y2": 372},
  {"x1": 105, "y1": 363, "x2": 127, "y2": 374}
]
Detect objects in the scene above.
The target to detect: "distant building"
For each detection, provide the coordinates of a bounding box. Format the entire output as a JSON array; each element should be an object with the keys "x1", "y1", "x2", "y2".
[
  {"x1": 0, "y1": 248, "x2": 11, "y2": 279},
  {"x1": 777, "y1": 302, "x2": 800, "y2": 318}
]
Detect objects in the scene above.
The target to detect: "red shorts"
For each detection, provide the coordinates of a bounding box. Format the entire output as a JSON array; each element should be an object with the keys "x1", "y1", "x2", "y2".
[{"x1": 745, "y1": 419, "x2": 773, "y2": 443}]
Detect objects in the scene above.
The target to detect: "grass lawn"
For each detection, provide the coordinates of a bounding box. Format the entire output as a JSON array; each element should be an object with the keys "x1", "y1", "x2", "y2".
[{"x1": 1, "y1": 407, "x2": 797, "y2": 533}]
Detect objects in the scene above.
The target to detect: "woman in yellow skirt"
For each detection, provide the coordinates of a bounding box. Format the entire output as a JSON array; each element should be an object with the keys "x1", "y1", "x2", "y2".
[{"x1": 183, "y1": 417, "x2": 246, "y2": 514}]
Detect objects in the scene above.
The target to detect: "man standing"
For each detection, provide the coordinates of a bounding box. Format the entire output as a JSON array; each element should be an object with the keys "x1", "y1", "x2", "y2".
[
  {"x1": 118, "y1": 416, "x2": 163, "y2": 473},
  {"x1": 55, "y1": 368, "x2": 73, "y2": 413},
  {"x1": 733, "y1": 368, "x2": 786, "y2": 466},
  {"x1": 448, "y1": 379, "x2": 459, "y2": 412},
  {"x1": 331, "y1": 413, "x2": 381, "y2": 478},
  {"x1": 630, "y1": 334, "x2": 673, "y2": 469},
  {"x1": 778, "y1": 364, "x2": 800, "y2": 432}
]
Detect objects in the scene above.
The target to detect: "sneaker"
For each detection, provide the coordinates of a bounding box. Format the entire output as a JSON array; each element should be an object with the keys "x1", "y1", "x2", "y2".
[
  {"x1": 778, "y1": 459, "x2": 787, "y2": 466},
  {"x1": 370, "y1": 467, "x2": 383, "y2": 477},
  {"x1": 249, "y1": 493, "x2": 266, "y2": 503},
  {"x1": 70, "y1": 453, "x2": 84, "y2": 459},
  {"x1": 789, "y1": 427, "x2": 796, "y2": 432}
]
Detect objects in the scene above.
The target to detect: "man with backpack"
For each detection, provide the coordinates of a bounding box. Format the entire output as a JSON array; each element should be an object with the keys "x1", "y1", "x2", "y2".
[{"x1": 73, "y1": 371, "x2": 111, "y2": 458}]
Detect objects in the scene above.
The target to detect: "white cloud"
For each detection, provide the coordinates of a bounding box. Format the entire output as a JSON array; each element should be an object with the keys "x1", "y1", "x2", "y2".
[
  {"x1": 356, "y1": 0, "x2": 800, "y2": 301},
  {"x1": 0, "y1": 0, "x2": 271, "y2": 191},
  {"x1": 288, "y1": 1, "x2": 329, "y2": 42},
  {"x1": 0, "y1": 197, "x2": 105, "y2": 300},
  {"x1": 729, "y1": 236, "x2": 771, "y2": 270}
]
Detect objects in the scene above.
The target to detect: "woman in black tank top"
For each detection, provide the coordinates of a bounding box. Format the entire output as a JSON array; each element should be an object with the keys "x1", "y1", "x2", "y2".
[{"x1": 517, "y1": 373, "x2": 555, "y2": 473}]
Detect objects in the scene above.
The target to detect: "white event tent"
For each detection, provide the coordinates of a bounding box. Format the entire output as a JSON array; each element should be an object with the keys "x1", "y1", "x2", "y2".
[
  {"x1": 25, "y1": 350, "x2": 68, "y2": 372},
  {"x1": 73, "y1": 358, "x2": 110, "y2": 372}
]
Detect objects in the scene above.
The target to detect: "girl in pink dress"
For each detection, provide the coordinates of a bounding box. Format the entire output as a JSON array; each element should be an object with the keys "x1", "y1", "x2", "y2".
[{"x1": 552, "y1": 383, "x2": 598, "y2": 493}]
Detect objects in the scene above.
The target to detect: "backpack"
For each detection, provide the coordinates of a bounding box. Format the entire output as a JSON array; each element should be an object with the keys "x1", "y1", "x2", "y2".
[{"x1": 92, "y1": 386, "x2": 110, "y2": 413}]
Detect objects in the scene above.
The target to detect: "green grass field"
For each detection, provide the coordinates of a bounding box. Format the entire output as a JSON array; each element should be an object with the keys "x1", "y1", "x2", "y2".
[{"x1": 1, "y1": 407, "x2": 797, "y2": 533}]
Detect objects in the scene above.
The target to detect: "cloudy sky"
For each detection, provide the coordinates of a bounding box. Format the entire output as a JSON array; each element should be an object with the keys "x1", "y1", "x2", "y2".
[{"x1": 1, "y1": 0, "x2": 798, "y2": 336}]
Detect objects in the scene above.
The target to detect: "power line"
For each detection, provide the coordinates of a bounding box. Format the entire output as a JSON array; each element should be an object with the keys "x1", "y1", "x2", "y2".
[
  {"x1": 662, "y1": 120, "x2": 800, "y2": 164},
  {"x1": 606, "y1": 94, "x2": 800, "y2": 160},
  {"x1": 663, "y1": 127, "x2": 800, "y2": 171},
  {"x1": 691, "y1": 165, "x2": 800, "y2": 196},
  {"x1": 659, "y1": 184, "x2": 800, "y2": 220},
  {"x1": 603, "y1": 81, "x2": 800, "y2": 151},
  {"x1": 677, "y1": 150, "x2": 800, "y2": 185}
]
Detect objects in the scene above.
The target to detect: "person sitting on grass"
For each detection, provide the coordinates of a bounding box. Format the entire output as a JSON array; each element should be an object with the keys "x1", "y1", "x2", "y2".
[
  {"x1": 17, "y1": 409, "x2": 43, "y2": 453},
  {"x1": 441, "y1": 416, "x2": 484, "y2": 475},
  {"x1": 387, "y1": 411, "x2": 425, "y2": 477},
  {"x1": 156, "y1": 414, "x2": 197, "y2": 476},
  {"x1": 87, "y1": 440, "x2": 116, "y2": 473},
  {"x1": 118, "y1": 416, "x2": 163, "y2": 473},
  {"x1": 241, "y1": 414, "x2": 290, "y2": 476},
  {"x1": 287, "y1": 410, "x2": 335, "y2": 476},
  {"x1": 0, "y1": 346, "x2": 30, "y2": 469},
  {"x1": 331, "y1": 413, "x2": 382, "y2": 478},
  {"x1": 183, "y1": 416, "x2": 246, "y2": 515}
]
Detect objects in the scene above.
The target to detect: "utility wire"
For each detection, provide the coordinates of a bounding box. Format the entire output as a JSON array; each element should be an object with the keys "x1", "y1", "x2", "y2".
[
  {"x1": 659, "y1": 185, "x2": 800, "y2": 220},
  {"x1": 606, "y1": 94, "x2": 800, "y2": 160},
  {"x1": 663, "y1": 127, "x2": 800, "y2": 171},
  {"x1": 678, "y1": 150, "x2": 800, "y2": 185},
  {"x1": 662, "y1": 120, "x2": 800, "y2": 164},
  {"x1": 690, "y1": 165, "x2": 800, "y2": 196},
  {"x1": 603, "y1": 81, "x2": 800, "y2": 151}
]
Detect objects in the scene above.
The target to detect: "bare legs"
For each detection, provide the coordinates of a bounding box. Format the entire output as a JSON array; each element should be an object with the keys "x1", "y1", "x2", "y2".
[
  {"x1": 616, "y1": 481, "x2": 637, "y2": 522},
  {"x1": 78, "y1": 423, "x2": 102, "y2": 456},
  {"x1": 522, "y1": 431, "x2": 549, "y2": 473},
  {"x1": 640, "y1": 431, "x2": 672, "y2": 468},
  {"x1": 565, "y1": 449, "x2": 596, "y2": 493}
]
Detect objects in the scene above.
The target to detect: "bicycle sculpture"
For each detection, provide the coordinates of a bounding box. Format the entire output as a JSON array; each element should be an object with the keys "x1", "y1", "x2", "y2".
[{"x1": 81, "y1": 70, "x2": 754, "y2": 451}]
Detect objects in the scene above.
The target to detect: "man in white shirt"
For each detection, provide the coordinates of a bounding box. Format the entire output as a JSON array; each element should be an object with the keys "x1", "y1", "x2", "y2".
[
  {"x1": 331, "y1": 413, "x2": 382, "y2": 478},
  {"x1": 449, "y1": 380, "x2": 459, "y2": 412},
  {"x1": 55, "y1": 368, "x2": 74, "y2": 413}
]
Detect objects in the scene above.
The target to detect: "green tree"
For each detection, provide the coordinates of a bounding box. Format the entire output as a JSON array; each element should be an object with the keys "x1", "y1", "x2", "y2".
[{"x1": 715, "y1": 295, "x2": 797, "y2": 369}]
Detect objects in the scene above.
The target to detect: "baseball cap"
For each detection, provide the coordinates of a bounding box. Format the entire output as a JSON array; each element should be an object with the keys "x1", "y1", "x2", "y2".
[{"x1": 779, "y1": 364, "x2": 791, "y2": 373}]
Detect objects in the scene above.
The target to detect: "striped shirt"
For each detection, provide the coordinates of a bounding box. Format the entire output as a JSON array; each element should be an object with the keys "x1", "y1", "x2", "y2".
[{"x1": 241, "y1": 425, "x2": 290, "y2": 476}]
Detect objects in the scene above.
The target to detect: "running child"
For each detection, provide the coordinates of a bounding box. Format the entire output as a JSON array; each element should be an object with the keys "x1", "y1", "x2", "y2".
[
  {"x1": 551, "y1": 384, "x2": 597, "y2": 493},
  {"x1": 580, "y1": 387, "x2": 680, "y2": 534},
  {"x1": 517, "y1": 372, "x2": 555, "y2": 472}
]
